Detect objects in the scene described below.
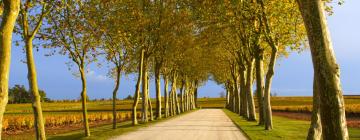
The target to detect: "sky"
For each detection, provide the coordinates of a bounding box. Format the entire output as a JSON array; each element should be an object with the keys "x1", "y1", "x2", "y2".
[{"x1": 9, "y1": 1, "x2": 360, "y2": 100}]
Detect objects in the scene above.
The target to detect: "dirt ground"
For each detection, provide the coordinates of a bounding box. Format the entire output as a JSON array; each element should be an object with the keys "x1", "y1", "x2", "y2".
[
  {"x1": 273, "y1": 111, "x2": 360, "y2": 128},
  {"x1": 111, "y1": 109, "x2": 248, "y2": 140}
]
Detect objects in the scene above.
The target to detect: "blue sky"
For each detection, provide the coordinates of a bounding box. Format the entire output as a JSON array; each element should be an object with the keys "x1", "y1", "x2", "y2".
[{"x1": 9, "y1": 1, "x2": 360, "y2": 100}]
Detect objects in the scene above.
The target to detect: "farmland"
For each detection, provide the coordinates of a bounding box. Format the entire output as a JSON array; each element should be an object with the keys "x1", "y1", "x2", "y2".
[
  {"x1": 223, "y1": 109, "x2": 360, "y2": 140},
  {"x1": 2, "y1": 96, "x2": 359, "y2": 139}
]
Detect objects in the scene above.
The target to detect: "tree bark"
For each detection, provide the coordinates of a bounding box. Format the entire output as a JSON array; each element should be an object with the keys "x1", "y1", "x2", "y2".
[
  {"x1": 25, "y1": 39, "x2": 47, "y2": 140},
  {"x1": 142, "y1": 58, "x2": 149, "y2": 122},
  {"x1": 246, "y1": 59, "x2": 256, "y2": 121},
  {"x1": 147, "y1": 76, "x2": 154, "y2": 121},
  {"x1": 307, "y1": 76, "x2": 322, "y2": 140},
  {"x1": 229, "y1": 82, "x2": 235, "y2": 112},
  {"x1": 186, "y1": 87, "x2": 189, "y2": 112},
  {"x1": 194, "y1": 80, "x2": 198, "y2": 108},
  {"x1": 231, "y1": 67, "x2": 240, "y2": 114},
  {"x1": 112, "y1": 66, "x2": 121, "y2": 129},
  {"x1": 180, "y1": 80, "x2": 185, "y2": 112},
  {"x1": 170, "y1": 72, "x2": 177, "y2": 116},
  {"x1": 175, "y1": 88, "x2": 181, "y2": 114},
  {"x1": 191, "y1": 83, "x2": 196, "y2": 110},
  {"x1": 255, "y1": 47, "x2": 265, "y2": 125},
  {"x1": 297, "y1": 1, "x2": 349, "y2": 139},
  {"x1": 264, "y1": 46, "x2": 277, "y2": 130},
  {"x1": 155, "y1": 62, "x2": 162, "y2": 119},
  {"x1": 0, "y1": 1, "x2": 20, "y2": 139},
  {"x1": 79, "y1": 66, "x2": 90, "y2": 136},
  {"x1": 132, "y1": 49, "x2": 144, "y2": 125},
  {"x1": 187, "y1": 91, "x2": 190, "y2": 111},
  {"x1": 227, "y1": 82, "x2": 234, "y2": 111},
  {"x1": 239, "y1": 68, "x2": 248, "y2": 118},
  {"x1": 226, "y1": 82, "x2": 230, "y2": 108},
  {"x1": 164, "y1": 75, "x2": 169, "y2": 118},
  {"x1": 169, "y1": 84, "x2": 174, "y2": 116}
]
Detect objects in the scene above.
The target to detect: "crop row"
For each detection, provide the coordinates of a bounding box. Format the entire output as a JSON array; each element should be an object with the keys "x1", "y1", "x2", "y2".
[
  {"x1": 2, "y1": 112, "x2": 140, "y2": 131},
  {"x1": 272, "y1": 104, "x2": 360, "y2": 116}
]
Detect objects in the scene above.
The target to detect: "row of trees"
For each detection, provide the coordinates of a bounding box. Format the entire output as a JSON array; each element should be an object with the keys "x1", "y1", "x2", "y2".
[
  {"x1": 0, "y1": 0, "x2": 349, "y2": 140},
  {"x1": 201, "y1": 0, "x2": 348, "y2": 140},
  {"x1": 1, "y1": 0, "x2": 204, "y2": 139}
]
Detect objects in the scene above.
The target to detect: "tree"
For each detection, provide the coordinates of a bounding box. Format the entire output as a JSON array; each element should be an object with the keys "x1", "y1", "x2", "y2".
[
  {"x1": 17, "y1": 1, "x2": 52, "y2": 139},
  {"x1": 297, "y1": 0, "x2": 349, "y2": 139},
  {"x1": 124, "y1": 95, "x2": 134, "y2": 100},
  {"x1": 45, "y1": 0, "x2": 99, "y2": 136},
  {"x1": 132, "y1": 49, "x2": 144, "y2": 125},
  {"x1": 8, "y1": 85, "x2": 30, "y2": 103},
  {"x1": 85, "y1": 0, "x2": 132, "y2": 129},
  {"x1": 219, "y1": 91, "x2": 225, "y2": 98},
  {"x1": 0, "y1": 0, "x2": 20, "y2": 138},
  {"x1": 256, "y1": 0, "x2": 306, "y2": 130},
  {"x1": 8, "y1": 85, "x2": 49, "y2": 104}
]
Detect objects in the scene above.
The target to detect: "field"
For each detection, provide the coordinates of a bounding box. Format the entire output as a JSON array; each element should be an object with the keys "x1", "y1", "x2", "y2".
[
  {"x1": 198, "y1": 96, "x2": 360, "y2": 116},
  {"x1": 223, "y1": 109, "x2": 360, "y2": 140},
  {"x1": 2, "y1": 96, "x2": 360, "y2": 139}
]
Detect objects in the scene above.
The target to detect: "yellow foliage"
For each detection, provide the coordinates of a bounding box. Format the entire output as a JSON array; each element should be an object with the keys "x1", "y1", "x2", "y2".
[{"x1": 2, "y1": 111, "x2": 137, "y2": 131}]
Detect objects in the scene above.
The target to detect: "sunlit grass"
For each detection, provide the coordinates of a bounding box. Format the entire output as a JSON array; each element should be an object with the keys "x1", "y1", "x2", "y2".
[{"x1": 223, "y1": 109, "x2": 360, "y2": 140}]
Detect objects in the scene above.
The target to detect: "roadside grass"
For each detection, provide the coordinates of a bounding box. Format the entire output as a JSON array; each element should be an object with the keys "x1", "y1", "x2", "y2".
[
  {"x1": 47, "y1": 109, "x2": 197, "y2": 140},
  {"x1": 223, "y1": 109, "x2": 360, "y2": 140}
]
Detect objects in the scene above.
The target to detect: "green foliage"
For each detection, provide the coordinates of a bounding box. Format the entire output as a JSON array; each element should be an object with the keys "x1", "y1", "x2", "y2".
[
  {"x1": 124, "y1": 95, "x2": 134, "y2": 100},
  {"x1": 8, "y1": 85, "x2": 50, "y2": 104}
]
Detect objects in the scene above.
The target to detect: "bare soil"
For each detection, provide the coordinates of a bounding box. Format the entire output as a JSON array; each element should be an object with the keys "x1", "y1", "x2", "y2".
[{"x1": 273, "y1": 111, "x2": 360, "y2": 128}]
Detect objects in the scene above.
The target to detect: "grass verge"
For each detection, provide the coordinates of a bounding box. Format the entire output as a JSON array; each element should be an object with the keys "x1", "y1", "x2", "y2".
[
  {"x1": 223, "y1": 109, "x2": 360, "y2": 140},
  {"x1": 47, "y1": 110, "x2": 197, "y2": 140}
]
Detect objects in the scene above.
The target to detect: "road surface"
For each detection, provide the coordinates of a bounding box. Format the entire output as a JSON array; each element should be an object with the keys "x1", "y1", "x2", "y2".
[{"x1": 110, "y1": 109, "x2": 248, "y2": 140}]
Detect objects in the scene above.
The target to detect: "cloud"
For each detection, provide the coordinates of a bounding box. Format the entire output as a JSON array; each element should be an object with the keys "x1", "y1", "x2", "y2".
[{"x1": 86, "y1": 69, "x2": 108, "y2": 81}]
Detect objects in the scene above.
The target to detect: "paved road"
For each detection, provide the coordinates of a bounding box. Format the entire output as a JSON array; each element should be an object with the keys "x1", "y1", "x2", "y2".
[{"x1": 111, "y1": 109, "x2": 248, "y2": 140}]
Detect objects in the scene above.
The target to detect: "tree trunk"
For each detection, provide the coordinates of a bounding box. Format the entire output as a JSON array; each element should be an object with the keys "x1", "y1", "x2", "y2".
[
  {"x1": 164, "y1": 76, "x2": 169, "y2": 118},
  {"x1": 183, "y1": 86, "x2": 186, "y2": 112},
  {"x1": 232, "y1": 83, "x2": 237, "y2": 113},
  {"x1": 239, "y1": 68, "x2": 248, "y2": 118},
  {"x1": 112, "y1": 67, "x2": 121, "y2": 129},
  {"x1": 25, "y1": 39, "x2": 47, "y2": 140},
  {"x1": 229, "y1": 82, "x2": 235, "y2": 112},
  {"x1": 297, "y1": 1, "x2": 349, "y2": 139},
  {"x1": 169, "y1": 86, "x2": 174, "y2": 116},
  {"x1": 246, "y1": 59, "x2": 256, "y2": 121},
  {"x1": 307, "y1": 76, "x2": 322, "y2": 140},
  {"x1": 147, "y1": 76, "x2": 154, "y2": 121},
  {"x1": 194, "y1": 80, "x2": 198, "y2": 108},
  {"x1": 226, "y1": 82, "x2": 230, "y2": 108},
  {"x1": 255, "y1": 47, "x2": 265, "y2": 125},
  {"x1": 79, "y1": 66, "x2": 90, "y2": 136},
  {"x1": 170, "y1": 72, "x2": 179, "y2": 115},
  {"x1": 172, "y1": 89, "x2": 176, "y2": 115},
  {"x1": 175, "y1": 89, "x2": 181, "y2": 114},
  {"x1": 264, "y1": 46, "x2": 277, "y2": 130},
  {"x1": 185, "y1": 82, "x2": 189, "y2": 111},
  {"x1": 142, "y1": 58, "x2": 149, "y2": 122},
  {"x1": 191, "y1": 84, "x2": 196, "y2": 110},
  {"x1": 132, "y1": 49, "x2": 144, "y2": 125},
  {"x1": 155, "y1": 63, "x2": 162, "y2": 119},
  {"x1": 180, "y1": 80, "x2": 185, "y2": 112},
  {"x1": 231, "y1": 69, "x2": 240, "y2": 114},
  {"x1": 227, "y1": 82, "x2": 234, "y2": 111},
  {"x1": 170, "y1": 73, "x2": 177, "y2": 116},
  {"x1": 148, "y1": 96, "x2": 154, "y2": 121},
  {"x1": 0, "y1": 1, "x2": 20, "y2": 139},
  {"x1": 187, "y1": 90, "x2": 190, "y2": 111}
]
